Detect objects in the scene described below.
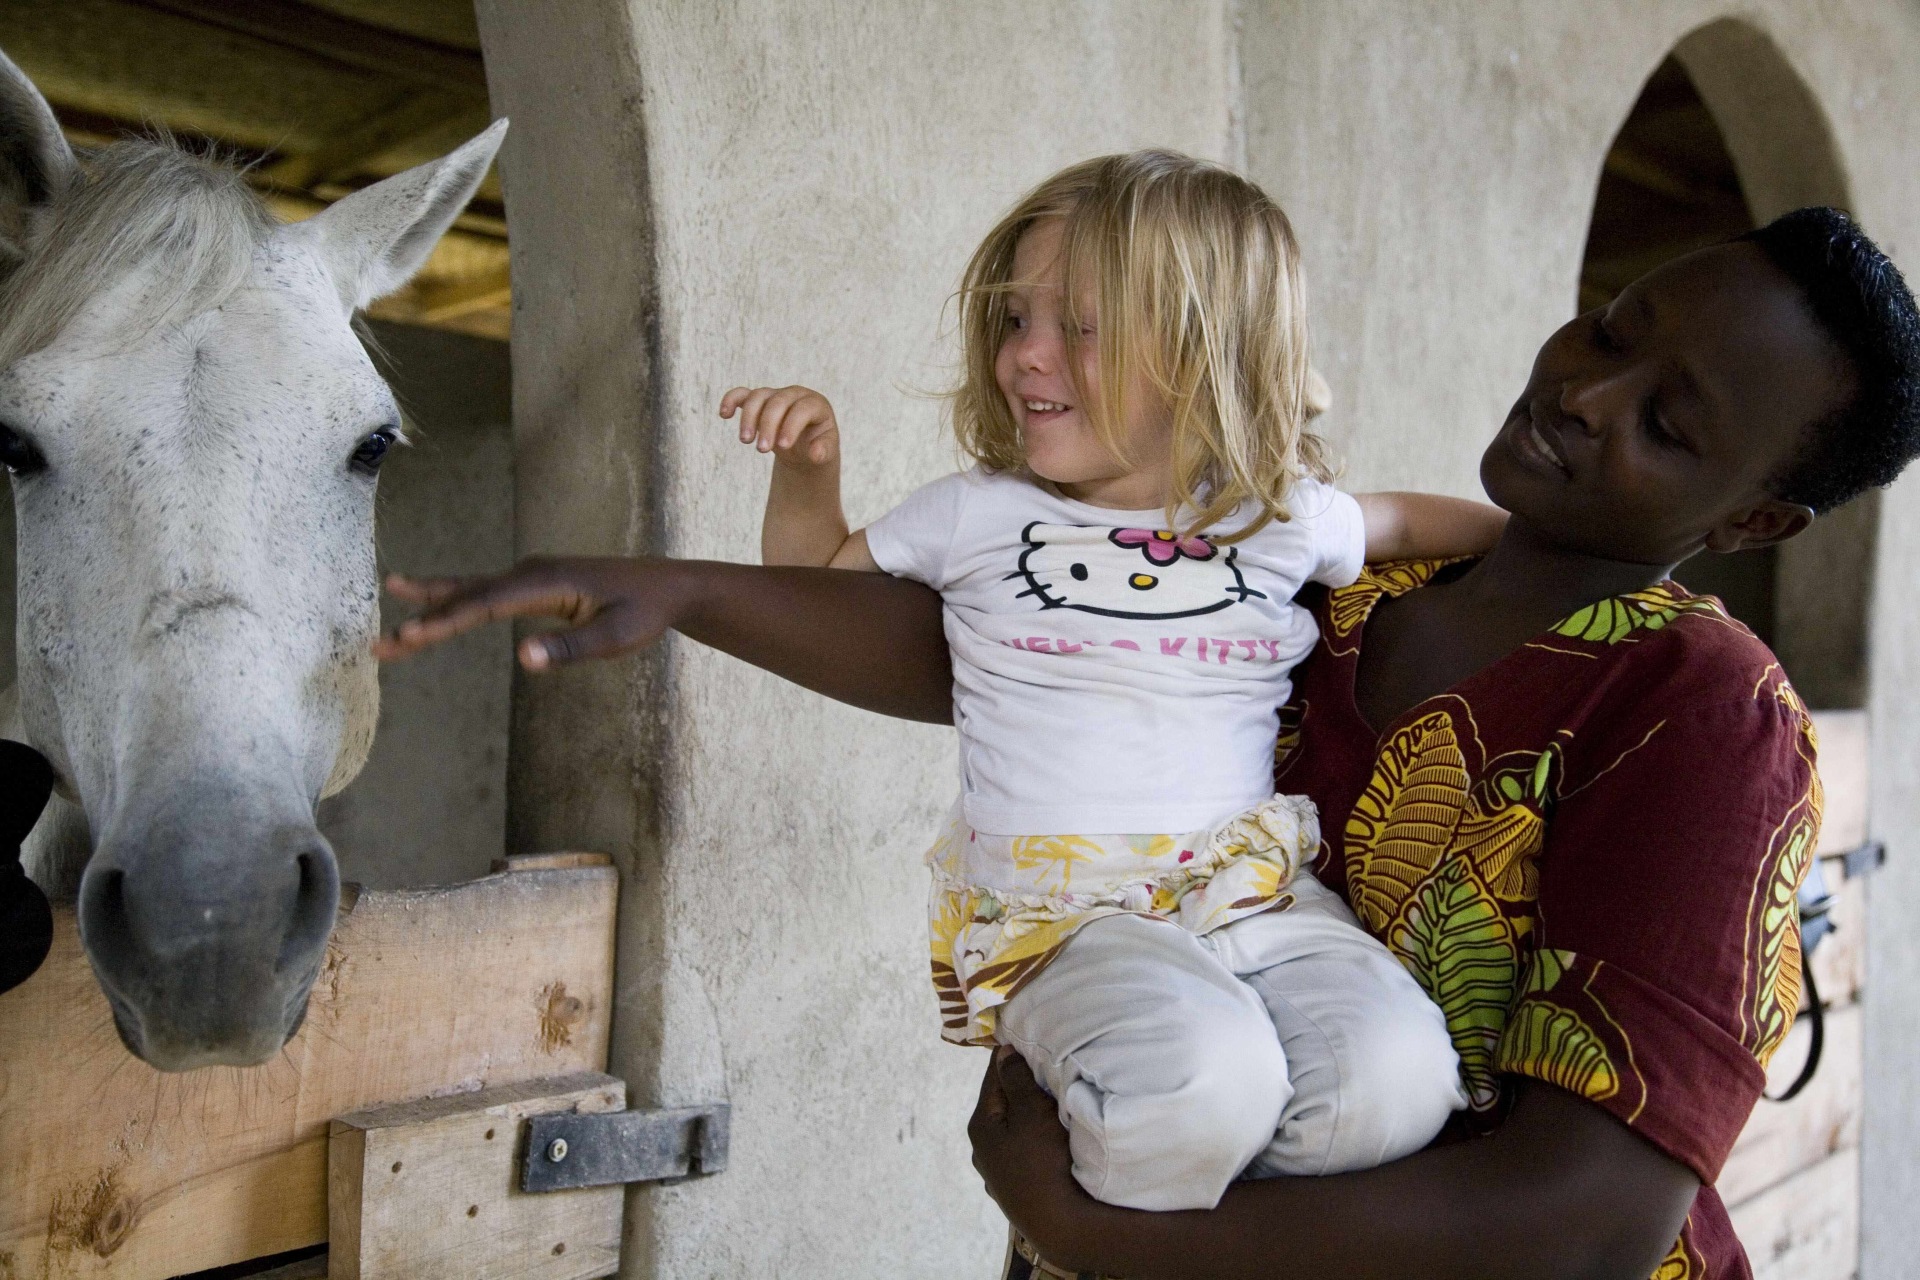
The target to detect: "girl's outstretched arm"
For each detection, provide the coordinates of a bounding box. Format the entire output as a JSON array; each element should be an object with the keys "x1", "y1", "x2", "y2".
[
  {"x1": 374, "y1": 557, "x2": 952, "y2": 724},
  {"x1": 1356, "y1": 491, "x2": 1509, "y2": 561},
  {"x1": 971, "y1": 1051, "x2": 1696, "y2": 1280}
]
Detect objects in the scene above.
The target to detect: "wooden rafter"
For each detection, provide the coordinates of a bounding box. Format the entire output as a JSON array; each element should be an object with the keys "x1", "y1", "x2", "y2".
[
  {"x1": 265, "y1": 86, "x2": 472, "y2": 189},
  {"x1": 126, "y1": 0, "x2": 488, "y2": 93}
]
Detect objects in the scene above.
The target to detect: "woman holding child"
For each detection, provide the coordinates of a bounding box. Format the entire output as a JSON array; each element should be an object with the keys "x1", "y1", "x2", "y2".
[{"x1": 377, "y1": 151, "x2": 1920, "y2": 1279}]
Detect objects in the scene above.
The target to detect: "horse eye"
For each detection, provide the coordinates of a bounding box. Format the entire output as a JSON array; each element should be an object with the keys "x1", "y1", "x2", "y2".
[
  {"x1": 349, "y1": 426, "x2": 398, "y2": 476},
  {"x1": 0, "y1": 422, "x2": 47, "y2": 476}
]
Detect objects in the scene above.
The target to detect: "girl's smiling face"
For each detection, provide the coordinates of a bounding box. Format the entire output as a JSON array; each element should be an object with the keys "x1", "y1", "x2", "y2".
[{"x1": 996, "y1": 219, "x2": 1172, "y2": 510}]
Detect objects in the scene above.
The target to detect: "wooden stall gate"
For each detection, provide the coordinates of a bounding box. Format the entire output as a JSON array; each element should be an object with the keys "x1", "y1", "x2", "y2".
[
  {"x1": 0, "y1": 851, "x2": 728, "y2": 1280},
  {"x1": 1725, "y1": 711, "x2": 1875, "y2": 1280}
]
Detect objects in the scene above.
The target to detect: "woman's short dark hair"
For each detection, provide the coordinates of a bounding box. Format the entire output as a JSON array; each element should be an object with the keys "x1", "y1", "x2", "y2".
[{"x1": 1743, "y1": 206, "x2": 1920, "y2": 514}]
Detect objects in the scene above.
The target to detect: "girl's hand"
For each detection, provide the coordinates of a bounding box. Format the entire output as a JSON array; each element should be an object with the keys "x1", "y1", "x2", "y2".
[
  {"x1": 720, "y1": 384, "x2": 840, "y2": 467},
  {"x1": 372, "y1": 558, "x2": 688, "y2": 670}
]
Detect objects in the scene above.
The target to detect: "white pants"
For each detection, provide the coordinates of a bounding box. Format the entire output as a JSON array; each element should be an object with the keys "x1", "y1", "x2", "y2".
[{"x1": 994, "y1": 871, "x2": 1467, "y2": 1211}]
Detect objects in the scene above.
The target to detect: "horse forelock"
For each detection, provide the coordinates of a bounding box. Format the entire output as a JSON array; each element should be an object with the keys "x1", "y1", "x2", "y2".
[{"x1": 0, "y1": 137, "x2": 274, "y2": 369}]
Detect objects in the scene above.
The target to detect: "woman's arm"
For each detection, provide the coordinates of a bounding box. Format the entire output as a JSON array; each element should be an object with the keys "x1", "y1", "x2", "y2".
[
  {"x1": 374, "y1": 556, "x2": 952, "y2": 723},
  {"x1": 1355, "y1": 492, "x2": 1509, "y2": 561},
  {"x1": 971, "y1": 1050, "x2": 1696, "y2": 1280}
]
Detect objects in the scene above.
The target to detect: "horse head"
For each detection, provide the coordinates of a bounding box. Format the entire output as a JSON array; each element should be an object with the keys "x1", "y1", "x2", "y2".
[{"x1": 0, "y1": 48, "x2": 505, "y2": 1070}]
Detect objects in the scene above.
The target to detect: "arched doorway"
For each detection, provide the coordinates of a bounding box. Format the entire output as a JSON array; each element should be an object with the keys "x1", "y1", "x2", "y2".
[
  {"x1": 1578, "y1": 19, "x2": 1870, "y2": 712},
  {"x1": 1579, "y1": 54, "x2": 1771, "y2": 639}
]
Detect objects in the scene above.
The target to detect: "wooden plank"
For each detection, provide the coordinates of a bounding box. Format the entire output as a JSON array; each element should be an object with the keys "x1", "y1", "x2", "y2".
[
  {"x1": 1810, "y1": 710, "x2": 1866, "y2": 856},
  {"x1": 0, "y1": 862, "x2": 616, "y2": 1280},
  {"x1": 330, "y1": 1074, "x2": 624, "y2": 1280},
  {"x1": 1721, "y1": 1005, "x2": 1862, "y2": 1207},
  {"x1": 1808, "y1": 864, "x2": 1865, "y2": 1012},
  {"x1": 1729, "y1": 1149, "x2": 1859, "y2": 1280},
  {"x1": 491, "y1": 853, "x2": 614, "y2": 874}
]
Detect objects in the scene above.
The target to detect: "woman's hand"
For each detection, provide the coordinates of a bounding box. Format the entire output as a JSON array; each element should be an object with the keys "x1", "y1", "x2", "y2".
[
  {"x1": 373, "y1": 557, "x2": 688, "y2": 671},
  {"x1": 721, "y1": 384, "x2": 841, "y2": 467},
  {"x1": 970, "y1": 1047, "x2": 1119, "y2": 1271},
  {"x1": 373, "y1": 556, "x2": 955, "y2": 723}
]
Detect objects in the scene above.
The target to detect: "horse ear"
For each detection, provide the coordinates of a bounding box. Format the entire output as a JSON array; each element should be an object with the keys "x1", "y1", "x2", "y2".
[
  {"x1": 0, "y1": 47, "x2": 78, "y2": 267},
  {"x1": 293, "y1": 117, "x2": 506, "y2": 312}
]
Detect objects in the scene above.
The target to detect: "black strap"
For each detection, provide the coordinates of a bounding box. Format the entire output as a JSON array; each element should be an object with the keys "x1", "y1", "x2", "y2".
[{"x1": 1765, "y1": 952, "x2": 1824, "y2": 1103}]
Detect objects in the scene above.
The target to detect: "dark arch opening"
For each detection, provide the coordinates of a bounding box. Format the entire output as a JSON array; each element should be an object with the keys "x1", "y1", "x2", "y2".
[{"x1": 1578, "y1": 56, "x2": 1778, "y2": 646}]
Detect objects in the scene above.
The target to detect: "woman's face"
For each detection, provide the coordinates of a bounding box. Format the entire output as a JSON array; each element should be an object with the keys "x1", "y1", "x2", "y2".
[
  {"x1": 996, "y1": 219, "x2": 1171, "y2": 509},
  {"x1": 1483, "y1": 242, "x2": 1850, "y2": 565}
]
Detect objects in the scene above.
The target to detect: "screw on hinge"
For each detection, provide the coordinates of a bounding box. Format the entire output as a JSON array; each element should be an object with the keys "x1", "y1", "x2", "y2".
[{"x1": 547, "y1": 1138, "x2": 569, "y2": 1162}]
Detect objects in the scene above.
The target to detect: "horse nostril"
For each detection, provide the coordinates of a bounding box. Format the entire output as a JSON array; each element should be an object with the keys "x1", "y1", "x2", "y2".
[
  {"x1": 79, "y1": 866, "x2": 132, "y2": 960},
  {"x1": 275, "y1": 845, "x2": 340, "y2": 976}
]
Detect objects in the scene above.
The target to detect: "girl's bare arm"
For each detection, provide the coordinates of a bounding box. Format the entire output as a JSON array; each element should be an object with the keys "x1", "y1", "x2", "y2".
[
  {"x1": 1356, "y1": 491, "x2": 1510, "y2": 561},
  {"x1": 721, "y1": 384, "x2": 878, "y2": 569}
]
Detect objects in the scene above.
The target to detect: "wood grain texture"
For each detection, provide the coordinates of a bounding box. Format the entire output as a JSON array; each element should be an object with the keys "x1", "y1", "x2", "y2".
[
  {"x1": 0, "y1": 863, "x2": 616, "y2": 1280},
  {"x1": 1810, "y1": 710, "x2": 1866, "y2": 857},
  {"x1": 329, "y1": 1073, "x2": 624, "y2": 1280},
  {"x1": 1729, "y1": 1148, "x2": 1859, "y2": 1280},
  {"x1": 1722, "y1": 1005, "x2": 1862, "y2": 1208},
  {"x1": 1807, "y1": 864, "x2": 1865, "y2": 1012}
]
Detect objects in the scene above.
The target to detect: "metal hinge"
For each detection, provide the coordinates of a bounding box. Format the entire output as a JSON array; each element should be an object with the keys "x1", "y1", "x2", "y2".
[
  {"x1": 520, "y1": 1103, "x2": 730, "y2": 1193},
  {"x1": 1841, "y1": 839, "x2": 1886, "y2": 880}
]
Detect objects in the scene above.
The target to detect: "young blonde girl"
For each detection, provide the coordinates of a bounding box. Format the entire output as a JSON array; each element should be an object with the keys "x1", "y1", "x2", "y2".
[{"x1": 721, "y1": 151, "x2": 1499, "y2": 1212}]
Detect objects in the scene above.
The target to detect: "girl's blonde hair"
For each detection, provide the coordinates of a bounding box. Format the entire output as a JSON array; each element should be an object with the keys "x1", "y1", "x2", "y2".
[{"x1": 950, "y1": 150, "x2": 1331, "y2": 540}]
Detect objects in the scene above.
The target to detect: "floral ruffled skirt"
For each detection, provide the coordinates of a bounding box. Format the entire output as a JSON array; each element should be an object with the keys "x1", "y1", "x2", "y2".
[{"x1": 927, "y1": 794, "x2": 1321, "y2": 1044}]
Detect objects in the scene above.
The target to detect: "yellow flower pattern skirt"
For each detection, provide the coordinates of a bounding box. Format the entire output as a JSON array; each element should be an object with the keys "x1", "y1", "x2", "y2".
[{"x1": 927, "y1": 794, "x2": 1321, "y2": 1044}]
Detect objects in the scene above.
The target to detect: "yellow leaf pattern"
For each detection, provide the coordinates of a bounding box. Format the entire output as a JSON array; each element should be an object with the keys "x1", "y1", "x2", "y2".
[
  {"x1": 1384, "y1": 857, "x2": 1519, "y2": 1111},
  {"x1": 1009, "y1": 834, "x2": 1103, "y2": 891},
  {"x1": 1325, "y1": 559, "x2": 1456, "y2": 650},
  {"x1": 1501, "y1": 950, "x2": 1621, "y2": 1103},
  {"x1": 1318, "y1": 564, "x2": 1807, "y2": 1279},
  {"x1": 1345, "y1": 709, "x2": 1472, "y2": 933},
  {"x1": 1552, "y1": 587, "x2": 1721, "y2": 645}
]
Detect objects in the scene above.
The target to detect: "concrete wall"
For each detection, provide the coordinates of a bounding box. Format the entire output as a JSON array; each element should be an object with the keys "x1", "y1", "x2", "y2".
[{"x1": 317, "y1": 320, "x2": 514, "y2": 889}]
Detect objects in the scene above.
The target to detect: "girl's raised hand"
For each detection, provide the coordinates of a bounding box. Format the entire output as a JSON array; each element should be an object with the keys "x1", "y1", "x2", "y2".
[{"x1": 720, "y1": 384, "x2": 840, "y2": 466}]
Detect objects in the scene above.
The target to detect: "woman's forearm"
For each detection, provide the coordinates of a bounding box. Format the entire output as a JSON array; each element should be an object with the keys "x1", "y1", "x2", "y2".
[
  {"x1": 980, "y1": 1063, "x2": 1696, "y2": 1280},
  {"x1": 379, "y1": 556, "x2": 953, "y2": 724},
  {"x1": 668, "y1": 559, "x2": 951, "y2": 722}
]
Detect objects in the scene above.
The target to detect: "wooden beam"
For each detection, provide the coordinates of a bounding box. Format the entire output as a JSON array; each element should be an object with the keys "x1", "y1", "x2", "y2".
[
  {"x1": 1721, "y1": 1005, "x2": 1862, "y2": 1207},
  {"x1": 1810, "y1": 710, "x2": 1867, "y2": 855},
  {"x1": 128, "y1": 0, "x2": 489, "y2": 94},
  {"x1": 412, "y1": 266, "x2": 513, "y2": 323},
  {"x1": 1602, "y1": 142, "x2": 1744, "y2": 209},
  {"x1": 1728, "y1": 1148, "x2": 1859, "y2": 1280},
  {"x1": 265, "y1": 89, "x2": 475, "y2": 190}
]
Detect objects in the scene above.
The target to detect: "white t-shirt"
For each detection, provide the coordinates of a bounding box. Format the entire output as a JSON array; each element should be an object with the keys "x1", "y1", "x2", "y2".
[{"x1": 866, "y1": 466, "x2": 1366, "y2": 835}]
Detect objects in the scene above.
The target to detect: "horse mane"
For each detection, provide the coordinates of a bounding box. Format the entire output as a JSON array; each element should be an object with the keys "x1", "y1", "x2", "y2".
[{"x1": 0, "y1": 137, "x2": 273, "y2": 368}]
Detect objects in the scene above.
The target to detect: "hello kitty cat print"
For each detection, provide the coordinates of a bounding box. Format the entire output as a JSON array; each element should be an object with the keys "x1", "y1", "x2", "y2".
[{"x1": 1010, "y1": 522, "x2": 1268, "y2": 620}]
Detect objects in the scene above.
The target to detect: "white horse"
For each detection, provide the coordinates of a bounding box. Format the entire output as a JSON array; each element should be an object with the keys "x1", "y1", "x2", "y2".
[{"x1": 0, "y1": 49, "x2": 505, "y2": 1070}]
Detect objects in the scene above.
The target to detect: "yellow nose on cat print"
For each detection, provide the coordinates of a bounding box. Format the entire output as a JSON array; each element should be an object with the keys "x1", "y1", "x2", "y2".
[{"x1": 1129, "y1": 573, "x2": 1158, "y2": 590}]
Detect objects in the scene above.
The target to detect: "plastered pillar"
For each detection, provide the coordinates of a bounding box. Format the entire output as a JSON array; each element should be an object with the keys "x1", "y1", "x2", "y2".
[{"x1": 471, "y1": 3, "x2": 679, "y2": 1274}]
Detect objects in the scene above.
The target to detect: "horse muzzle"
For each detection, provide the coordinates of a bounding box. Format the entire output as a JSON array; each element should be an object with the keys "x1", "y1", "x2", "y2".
[{"x1": 77, "y1": 788, "x2": 339, "y2": 1071}]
